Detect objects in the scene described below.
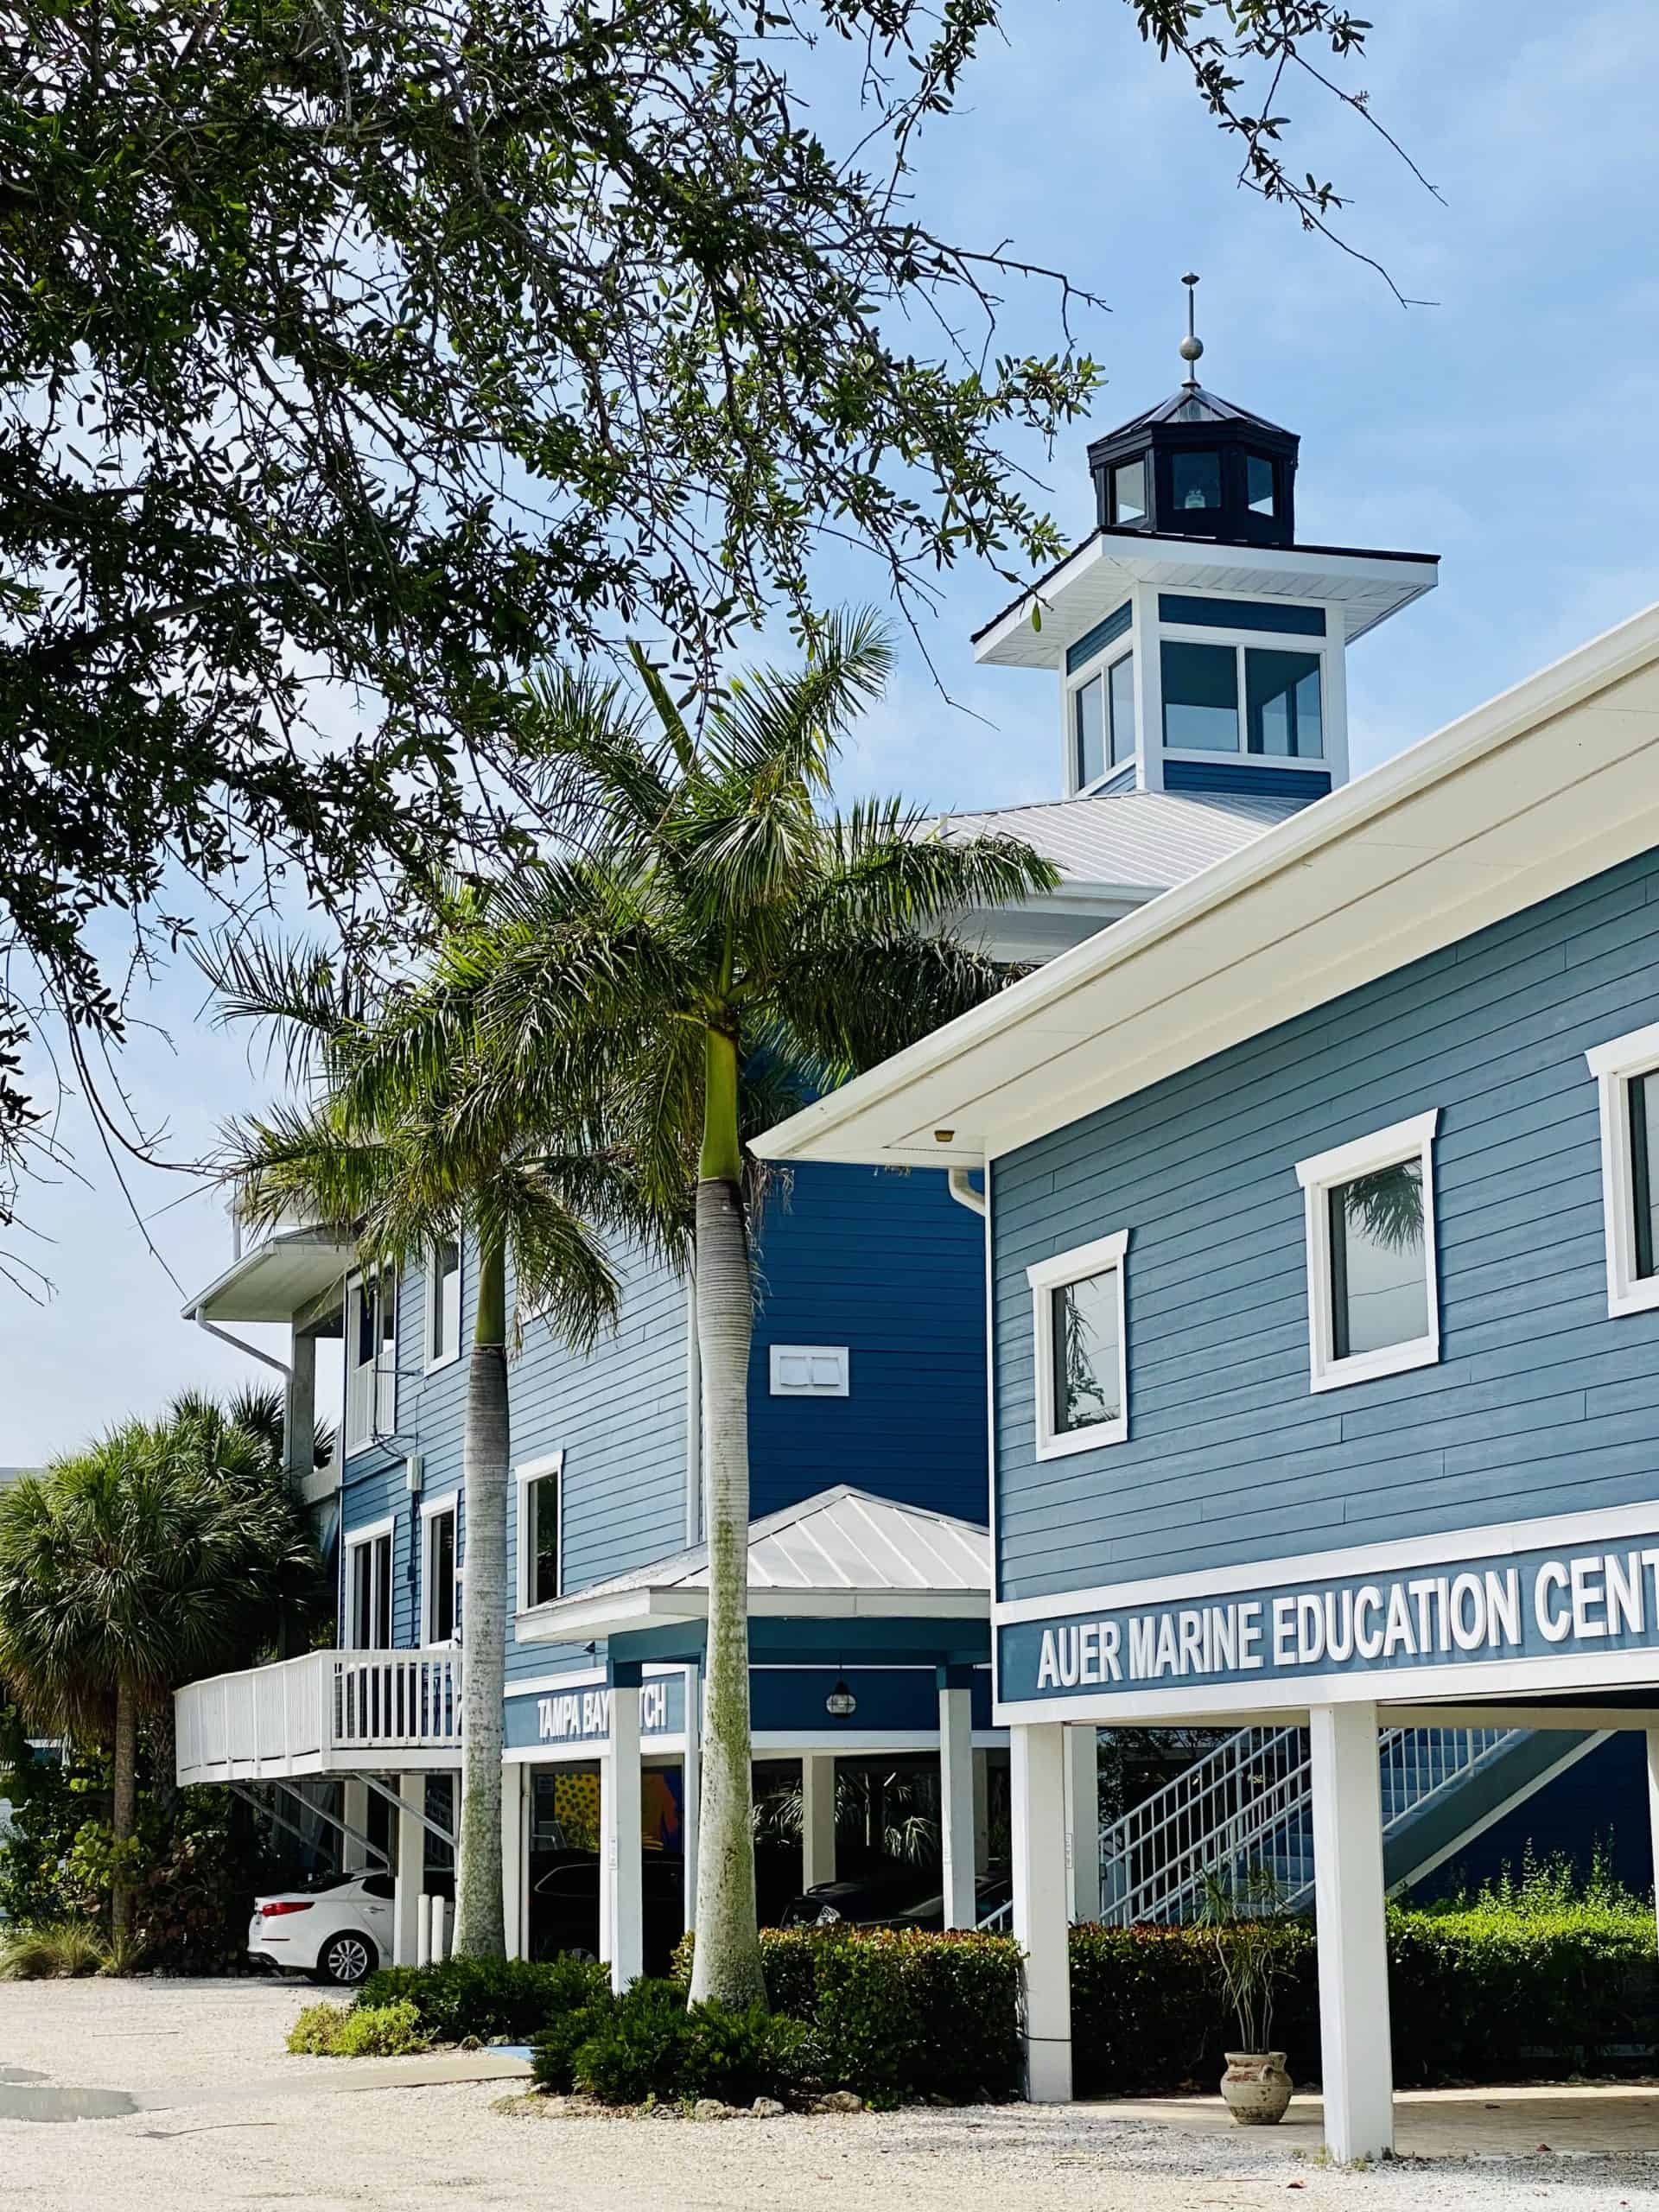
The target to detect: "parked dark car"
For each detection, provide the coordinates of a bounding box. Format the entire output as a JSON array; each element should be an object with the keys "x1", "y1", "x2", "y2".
[
  {"x1": 528, "y1": 1851, "x2": 686, "y2": 1976},
  {"x1": 778, "y1": 1866, "x2": 1013, "y2": 1931}
]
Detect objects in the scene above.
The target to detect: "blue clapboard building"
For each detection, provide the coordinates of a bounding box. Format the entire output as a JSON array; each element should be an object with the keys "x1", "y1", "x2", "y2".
[{"x1": 757, "y1": 321, "x2": 1659, "y2": 2156}]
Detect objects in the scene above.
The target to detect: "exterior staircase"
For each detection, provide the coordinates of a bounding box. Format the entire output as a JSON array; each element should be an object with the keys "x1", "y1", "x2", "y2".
[{"x1": 1097, "y1": 1722, "x2": 1609, "y2": 1925}]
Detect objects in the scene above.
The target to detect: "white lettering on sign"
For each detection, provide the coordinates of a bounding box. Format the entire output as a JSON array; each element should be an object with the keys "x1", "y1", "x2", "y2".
[
  {"x1": 536, "y1": 1677, "x2": 672, "y2": 1743},
  {"x1": 1028, "y1": 1547, "x2": 1659, "y2": 1693}
]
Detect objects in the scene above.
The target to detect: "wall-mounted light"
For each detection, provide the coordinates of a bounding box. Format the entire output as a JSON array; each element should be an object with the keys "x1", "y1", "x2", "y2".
[{"x1": 824, "y1": 1676, "x2": 857, "y2": 1719}]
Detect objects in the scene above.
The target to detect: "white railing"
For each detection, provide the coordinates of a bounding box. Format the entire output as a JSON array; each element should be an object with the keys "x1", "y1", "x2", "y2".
[
  {"x1": 1097, "y1": 1724, "x2": 1523, "y2": 1926},
  {"x1": 175, "y1": 1647, "x2": 463, "y2": 1784}
]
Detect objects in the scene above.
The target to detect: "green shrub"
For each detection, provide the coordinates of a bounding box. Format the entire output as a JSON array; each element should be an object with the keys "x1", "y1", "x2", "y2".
[
  {"x1": 1069, "y1": 1920, "x2": 1317, "y2": 2096},
  {"x1": 533, "y1": 1977, "x2": 823, "y2": 2107},
  {"x1": 356, "y1": 1954, "x2": 609, "y2": 2043},
  {"x1": 0, "y1": 1917, "x2": 111, "y2": 1980},
  {"x1": 288, "y1": 1999, "x2": 431, "y2": 2057}
]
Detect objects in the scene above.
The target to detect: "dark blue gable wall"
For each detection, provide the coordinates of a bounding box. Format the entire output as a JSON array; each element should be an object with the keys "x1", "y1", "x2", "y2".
[
  {"x1": 747, "y1": 1161, "x2": 987, "y2": 1522},
  {"x1": 993, "y1": 843, "x2": 1659, "y2": 1604}
]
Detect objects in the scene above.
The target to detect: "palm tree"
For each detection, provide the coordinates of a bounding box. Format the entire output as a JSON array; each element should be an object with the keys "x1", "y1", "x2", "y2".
[
  {"x1": 0, "y1": 1416, "x2": 315, "y2": 1945},
  {"x1": 459, "y1": 612, "x2": 1057, "y2": 2004},
  {"x1": 207, "y1": 924, "x2": 661, "y2": 1958}
]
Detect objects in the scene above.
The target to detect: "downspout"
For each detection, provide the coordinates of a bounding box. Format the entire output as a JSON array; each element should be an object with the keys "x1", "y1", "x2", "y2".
[
  {"x1": 946, "y1": 1167, "x2": 987, "y2": 1217},
  {"x1": 190, "y1": 1306, "x2": 291, "y2": 1379}
]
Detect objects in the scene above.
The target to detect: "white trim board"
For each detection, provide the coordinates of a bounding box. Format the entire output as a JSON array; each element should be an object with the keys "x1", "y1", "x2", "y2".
[{"x1": 995, "y1": 1495, "x2": 1659, "y2": 1627}]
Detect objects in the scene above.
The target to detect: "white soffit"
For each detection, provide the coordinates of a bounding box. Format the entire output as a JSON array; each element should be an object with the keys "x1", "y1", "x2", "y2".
[
  {"x1": 753, "y1": 600, "x2": 1659, "y2": 1171},
  {"x1": 183, "y1": 1228, "x2": 353, "y2": 1325}
]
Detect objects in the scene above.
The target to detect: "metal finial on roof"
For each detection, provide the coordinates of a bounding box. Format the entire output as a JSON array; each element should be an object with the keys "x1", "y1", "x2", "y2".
[{"x1": 1179, "y1": 271, "x2": 1204, "y2": 387}]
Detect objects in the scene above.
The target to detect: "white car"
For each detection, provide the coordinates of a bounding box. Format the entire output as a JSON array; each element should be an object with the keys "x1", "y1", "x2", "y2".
[{"x1": 248, "y1": 1871, "x2": 395, "y2": 1986}]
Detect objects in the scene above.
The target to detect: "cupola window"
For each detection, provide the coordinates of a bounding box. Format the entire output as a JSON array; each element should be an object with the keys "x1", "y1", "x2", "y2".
[
  {"x1": 1246, "y1": 649, "x2": 1323, "y2": 758},
  {"x1": 1072, "y1": 654, "x2": 1136, "y2": 788},
  {"x1": 1246, "y1": 454, "x2": 1277, "y2": 514},
  {"x1": 1160, "y1": 639, "x2": 1238, "y2": 751},
  {"x1": 1171, "y1": 450, "x2": 1221, "y2": 512},
  {"x1": 1109, "y1": 459, "x2": 1147, "y2": 525}
]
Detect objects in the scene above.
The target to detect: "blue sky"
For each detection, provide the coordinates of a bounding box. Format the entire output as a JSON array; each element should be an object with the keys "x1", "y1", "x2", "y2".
[{"x1": 7, "y1": 0, "x2": 1659, "y2": 1463}]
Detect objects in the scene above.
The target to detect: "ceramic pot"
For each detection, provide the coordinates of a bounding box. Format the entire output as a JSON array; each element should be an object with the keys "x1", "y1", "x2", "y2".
[{"x1": 1219, "y1": 2050, "x2": 1293, "y2": 2125}]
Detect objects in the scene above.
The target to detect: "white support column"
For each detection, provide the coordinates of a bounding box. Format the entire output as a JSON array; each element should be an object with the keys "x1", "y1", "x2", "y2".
[
  {"x1": 1011, "y1": 1722, "x2": 1072, "y2": 2103},
  {"x1": 1064, "y1": 1726, "x2": 1101, "y2": 1926},
  {"x1": 604, "y1": 1675, "x2": 644, "y2": 1993},
  {"x1": 801, "y1": 1754, "x2": 837, "y2": 1892},
  {"x1": 681, "y1": 1666, "x2": 701, "y2": 1937},
  {"x1": 972, "y1": 1749, "x2": 990, "y2": 1876},
  {"x1": 393, "y1": 1773, "x2": 423, "y2": 1967},
  {"x1": 1309, "y1": 1700, "x2": 1394, "y2": 2164},
  {"x1": 501, "y1": 1763, "x2": 527, "y2": 1961},
  {"x1": 1646, "y1": 1731, "x2": 1659, "y2": 1956},
  {"x1": 341, "y1": 1777, "x2": 371, "y2": 1872},
  {"x1": 938, "y1": 1671, "x2": 976, "y2": 1929}
]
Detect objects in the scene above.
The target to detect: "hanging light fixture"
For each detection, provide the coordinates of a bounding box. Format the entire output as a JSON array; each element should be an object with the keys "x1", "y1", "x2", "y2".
[{"x1": 824, "y1": 1667, "x2": 857, "y2": 1719}]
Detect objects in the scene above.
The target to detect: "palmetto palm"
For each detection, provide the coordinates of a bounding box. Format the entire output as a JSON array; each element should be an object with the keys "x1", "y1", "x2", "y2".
[
  {"x1": 460, "y1": 610, "x2": 1058, "y2": 2004},
  {"x1": 0, "y1": 1415, "x2": 315, "y2": 1945},
  {"x1": 209, "y1": 925, "x2": 661, "y2": 1958}
]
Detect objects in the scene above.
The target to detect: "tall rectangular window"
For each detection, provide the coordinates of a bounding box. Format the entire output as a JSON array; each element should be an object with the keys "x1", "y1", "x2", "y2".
[
  {"x1": 517, "y1": 1453, "x2": 563, "y2": 1609},
  {"x1": 1108, "y1": 652, "x2": 1135, "y2": 767},
  {"x1": 423, "y1": 1503, "x2": 458, "y2": 1644},
  {"x1": 1297, "y1": 1113, "x2": 1440, "y2": 1392},
  {"x1": 1247, "y1": 649, "x2": 1323, "y2": 758},
  {"x1": 1027, "y1": 1231, "x2": 1130, "y2": 1459},
  {"x1": 427, "y1": 1236, "x2": 461, "y2": 1370},
  {"x1": 1073, "y1": 673, "x2": 1106, "y2": 788},
  {"x1": 346, "y1": 1273, "x2": 396, "y2": 1452},
  {"x1": 348, "y1": 1527, "x2": 394, "y2": 1650},
  {"x1": 1161, "y1": 640, "x2": 1239, "y2": 751},
  {"x1": 1586, "y1": 1026, "x2": 1659, "y2": 1318}
]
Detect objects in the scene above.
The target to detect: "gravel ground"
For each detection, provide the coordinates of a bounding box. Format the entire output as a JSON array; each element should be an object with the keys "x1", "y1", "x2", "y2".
[{"x1": 1, "y1": 1978, "x2": 1656, "y2": 2210}]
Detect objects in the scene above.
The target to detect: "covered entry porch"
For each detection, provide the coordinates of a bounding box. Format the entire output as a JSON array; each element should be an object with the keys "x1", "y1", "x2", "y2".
[{"x1": 514, "y1": 1485, "x2": 1020, "y2": 1988}]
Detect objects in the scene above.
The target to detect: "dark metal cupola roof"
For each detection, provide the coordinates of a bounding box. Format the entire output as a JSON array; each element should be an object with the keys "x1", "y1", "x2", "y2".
[{"x1": 1085, "y1": 276, "x2": 1300, "y2": 550}]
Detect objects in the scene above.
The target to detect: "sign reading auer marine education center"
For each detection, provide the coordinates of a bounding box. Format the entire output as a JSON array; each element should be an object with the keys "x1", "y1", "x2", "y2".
[{"x1": 997, "y1": 1529, "x2": 1659, "y2": 1707}]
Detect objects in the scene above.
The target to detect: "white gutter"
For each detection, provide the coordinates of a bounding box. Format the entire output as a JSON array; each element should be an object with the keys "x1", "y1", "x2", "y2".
[{"x1": 946, "y1": 1169, "x2": 986, "y2": 1217}]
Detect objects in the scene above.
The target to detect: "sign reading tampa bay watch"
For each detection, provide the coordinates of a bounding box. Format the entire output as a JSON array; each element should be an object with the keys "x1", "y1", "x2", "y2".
[{"x1": 997, "y1": 1530, "x2": 1659, "y2": 1704}]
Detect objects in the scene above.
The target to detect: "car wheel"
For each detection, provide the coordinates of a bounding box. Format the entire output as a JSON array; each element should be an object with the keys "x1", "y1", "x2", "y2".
[{"x1": 315, "y1": 1931, "x2": 376, "y2": 1987}]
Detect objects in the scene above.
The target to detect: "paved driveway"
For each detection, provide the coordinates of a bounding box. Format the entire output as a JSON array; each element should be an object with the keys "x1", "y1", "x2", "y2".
[{"x1": 2, "y1": 1978, "x2": 1656, "y2": 2210}]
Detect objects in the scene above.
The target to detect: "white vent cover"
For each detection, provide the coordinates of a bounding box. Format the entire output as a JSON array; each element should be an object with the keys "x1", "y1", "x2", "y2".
[{"x1": 769, "y1": 1344, "x2": 850, "y2": 1398}]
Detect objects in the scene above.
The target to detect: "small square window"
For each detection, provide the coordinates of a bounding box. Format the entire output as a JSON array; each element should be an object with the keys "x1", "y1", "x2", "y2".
[
  {"x1": 769, "y1": 1344, "x2": 850, "y2": 1396},
  {"x1": 1246, "y1": 648, "x2": 1323, "y2": 759},
  {"x1": 1027, "y1": 1232, "x2": 1129, "y2": 1459},
  {"x1": 1296, "y1": 1112, "x2": 1440, "y2": 1392},
  {"x1": 1246, "y1": 454, "x2": 1277, "y2": 514},
  {"x1": 1586, "y1": 1023, "x2": 1659, "y2": 1317},
  {"x1": 1171, "y1": 450, "x2": 1221, "y2": 512},
  {"x1": 1161, "y1": 640, "x2": 1239, "y2": 752},
  {"x1": 1110, "y1": 458, "x2": 1147, "y2": 524},
  {"x1": 1108, "y1": 653, "x2": 1135, "y2": 768}
]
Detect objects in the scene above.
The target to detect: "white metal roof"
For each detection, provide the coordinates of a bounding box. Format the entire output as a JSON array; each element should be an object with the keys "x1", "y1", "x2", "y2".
[
  {"x1": 183, "y1": 1226, "x2": 353, "y2": 1325},
  {"x1": 516, "y1": 1484, "x2": 990, "y2": 1643},
  {"x1": 753, "y1": 598, "x2": 1659, "y2": 1171},
  {"x1": 935, "y1": 787, "x2": 1305, "y2": 896}
]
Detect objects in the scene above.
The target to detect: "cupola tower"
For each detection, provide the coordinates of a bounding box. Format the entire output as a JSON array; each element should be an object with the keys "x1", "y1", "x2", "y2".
[{"x1": 972, "y1": 277, "x2": 1439, "y2": 810}]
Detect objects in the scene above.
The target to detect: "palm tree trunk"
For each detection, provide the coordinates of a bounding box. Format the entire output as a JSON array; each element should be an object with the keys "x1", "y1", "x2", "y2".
[
  {"x1": 689, "y1": 1027, "x2": 766, "y2": 2008},
  {"x1": 453, "y1": 1231, "x2": 508, "y2": 1958},
  {"x1": 111, "y1": 1680, "x2": 137, "y2": 1949}
]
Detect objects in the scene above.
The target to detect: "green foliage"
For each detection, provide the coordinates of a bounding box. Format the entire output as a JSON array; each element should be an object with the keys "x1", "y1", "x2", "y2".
[
  {"x1": 1199, "y1": 1866, "x2": 1295, "y2": 2052},
  {"x1": 1069, "y1": 1921, "x2": 1318, "y2": 2096},
  {"x1": 0, "y1": 1918, "x2": 111, "y2": 1979},
  {"x1": 288, "y1": 2000, "x2": 432, "y2": 2058},
  {"x1": 672, "y1": 1927, "x2": 1023, "y2": 2104},
  {"x1": 531, "y1": 1977, "x2": 822, "y2": 2107},
  {"x1": 357, "y1": 1955, "x2": 610, "y2": 2044}
]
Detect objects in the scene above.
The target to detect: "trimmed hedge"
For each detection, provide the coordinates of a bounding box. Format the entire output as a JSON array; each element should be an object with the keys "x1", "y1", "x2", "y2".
[
  {"x1": 532, "y1": 1978, "x2": 823, "y2": 2106},
  {"x1": 675, "y1": 1926, "x2": 1024, "y2": 2104},
  {"x1": 1070, "y1": 1920, "x2": 1314, "y2": 2096},
  {"x1": 355, "y1": 1954, "x2": 609, "y2": 2043}
]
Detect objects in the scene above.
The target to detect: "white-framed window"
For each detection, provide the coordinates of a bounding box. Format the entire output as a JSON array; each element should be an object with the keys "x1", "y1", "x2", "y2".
[
  {"x1": 516, "y1": 1451, "x2": 563, "y2": 1610},
  {"x1": 1296, "y1": 1109, "x2": 1440, "y2": 1393},
  {"x1": 1069, "y1": 650, "x2": 1136, "y2": 792},
  {"x1": 1027, "y1": 1230, "x2": 1129, "y2": 1459},
  {"x1": 769, "y1": 1344, "x2": 850, "y2": 1397},
  {"x1": 345, "y1": 1269, "x2": 397, "y2": 1452},
  {"x1": 1586, "y1": 1020, "x2": 1659, "y2": 1318},
  {"x1": 1158, "y1": 613, "x2": 1329, "y2": 764},
  {"x1": 345, "y1": 1517, "x2": 395, "y2": 1650},
  {"x1": 421, "y1": 1497, "x2": 459, "y2": 1644},
  {"x1": 425, "y1": 1236, "x2": 462, "y2": 1372}
]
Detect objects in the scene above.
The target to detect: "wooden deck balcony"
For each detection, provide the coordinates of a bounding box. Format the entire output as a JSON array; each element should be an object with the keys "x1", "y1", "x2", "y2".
[{"x1": 175, "y1": 1648, "x2": 464, "y2": 1785}]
